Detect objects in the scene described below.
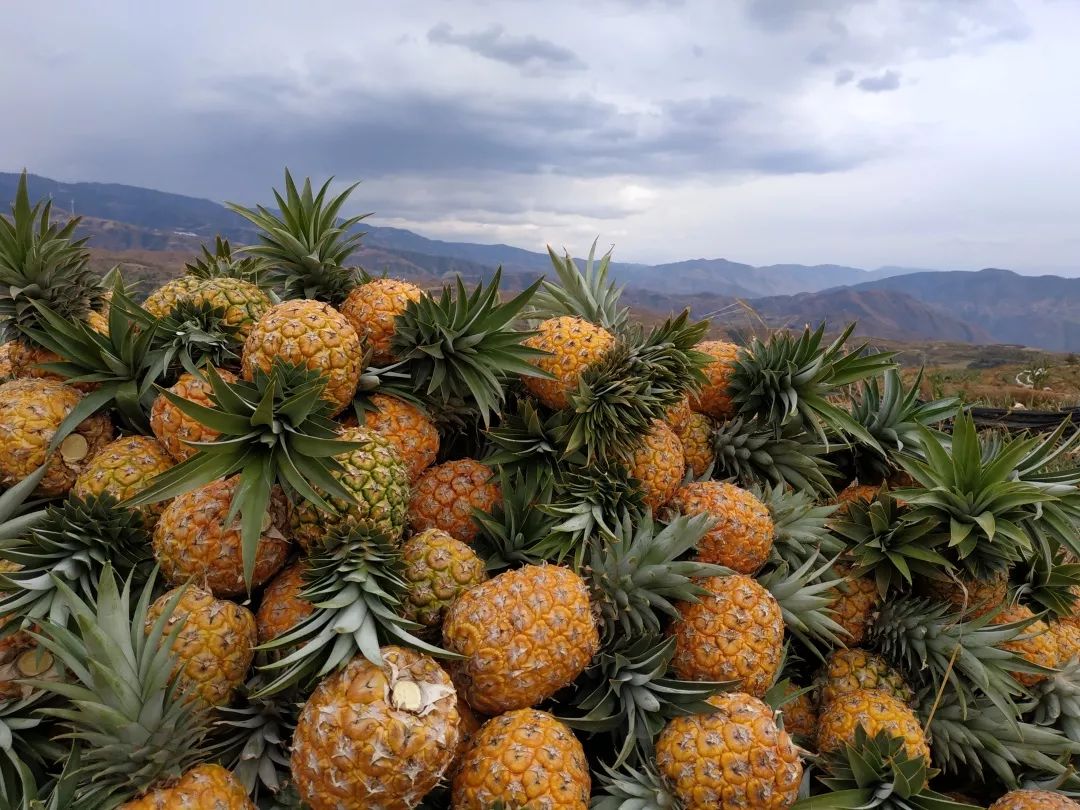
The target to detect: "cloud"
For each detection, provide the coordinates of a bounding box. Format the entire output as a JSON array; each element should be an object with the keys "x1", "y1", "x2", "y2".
[
  {"x1": 857, "y1": 69, "x2": 901, "y2": 92},
  {"x1": 834, "y1": 68, "x2": 855, "y2": 85},
  {"x1": 427, "y1": 22, "x2": 586, "y2": 71}
]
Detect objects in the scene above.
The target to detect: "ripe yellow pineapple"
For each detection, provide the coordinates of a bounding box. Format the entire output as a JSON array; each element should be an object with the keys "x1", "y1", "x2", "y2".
[
  {"x1": 449, "y1": 691, "x2": 484, "y2": 776},
  {"x1": 291, "y1": 646, "x2": 461, "y2": 810},
  {"x1": 676, "y1": 411, "x2": 716, "y2": 477},
  {"x1": 816, "y1": 648, "x2": 915, "y2": 708},
  {"x1": 521, "y1": 315, "x2": 616, "y2": 409},
  {"x1": 779, "y1": 682, "x2": 817, "y2": 738},
  {"x1": 142, "y1": 276, "x2": 206, "y2": 318},
  {"x1": 290, "y1": 426, "x2": 410, "y2": 551},
  {"x1": 688, "y1": 339, "x2": 740, "y2": 419},
  {"x1": 72, "y1": 435, "x2": 174, "y2": 525},
  {"x1": 358, "y1": 393, "x2": 439, "y2": 481},
  {"x1": 669, "y1": 574, "x2": 784, "y2": 697},
  {"x1": 408, "y1": 458, "x2": 501, "y2": 544},
  {"x1": 400, "y1": 529, "x2": 487, "y2": 631},
  {"x1": 921, "y1": 571, "x2": 1008, "y2": 619},
  {"x1": 154, "y1": 477, "x2": 291, "y2": 597},
  {"x1": 989, "y1": 790, "x2": 1080, "y2": 809},
  {"x1": 833, "y1": 482, "x2": 882, "y2": 515},
  {"x1": 817, "y1": 688, "x2": 930, "y2": 762},
  {"x1": 442, "y1": 564, "x2": 599, "y2": 714},
  {"x1": 991, "y1": 604, "x2": 1057, "y2": 687},
  {"x1": 120, "y1": 763, "x2": 255, "y2": 809},
  {"x1": 0, "y1": 378, "x2": 114, "y2": 496},
  {"x1": 339, "y1": 277, "x2": 423, "y2": 365},
  {"x1": 150, "y1": 369, "x2": 239, "y2": 462},
  {"x1": 241, "y1": 299, "x2": 363, "y2": 416},
  {"x1": 146, "y1": 586, "x2": 256, "y2": 707},
  {"x1": 452, "y1": 709, "x2": 590, "y2": 810},
  {"x1": 627, "y1": 420, "x2": 685, "y2": 511},
  {"x1": 256, "y1": 562, "x2": 314, "y2": 644},
  {"x1": 655, "y1": 692, "x2": 803, "y2": 810},
  {"x1": 0, "y1": 342, "x2": 17, "y2": 378},
  {"x1": 670, "y1": 481, "x2": 774, "y2": 574},
  {"x1": 188, "y1": 277, "x2": 272, "y2": 339},
  {"x1": 664, "y1": 395, "x2": 693, "y2": 433},
  {"x1": 827, "y1": 562, "x2": 881, "y2": 645}
]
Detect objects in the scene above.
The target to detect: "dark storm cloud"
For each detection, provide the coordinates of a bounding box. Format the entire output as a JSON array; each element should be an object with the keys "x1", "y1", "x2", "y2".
[
  {"x1": 427, "y1": 23, "x2": 586, "y2": 71},
  {"x1": 857, "y1": 70, "x2": 901, "y2": 92}
]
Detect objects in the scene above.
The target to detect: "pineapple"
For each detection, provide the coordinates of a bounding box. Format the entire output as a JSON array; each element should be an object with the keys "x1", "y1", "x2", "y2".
[
  {"x1": 242, "y1": 299, "x2": 363, "y2": 416},
  {"x1": 0, "y1": 560, "x2": 33, "y2": 666},
  {"x1": 664, "y1": 394, "x2": 692, "y2": 433},
  {"x1": 357, "y1": 393, "x2": 439, "y2": 481},
  {"x1": 921, "y1": 571, "x2": 1009, "y2": 619},
  {"x1": 72, "y1": 435, "x2": 174, "y2": 525},
  {"x1": 817, "y1": 689, "x2": 930, "y2": 762},
  {"x1": 676, "y1": 411, "x2": 715, "y2": 477},
  {"x1": 669, "y1": 573, "x2": 784, "y2": 697},
  {"x1": 0, "y1": 341, "x2": 17, "y2": 378},
  {"x1": 147, "y1": 584, "x2": 256, "y2": 707},
  {"x1": 991, "y1": 603, "x2": 1058, "y2": 687},
  {"x1": 122, "y1": 764, "x2": 254, "y2": 809},
  {"x1": 626, "y1": 420, "x2": 685, "y2": 511},
  {"x1": 290, "y1": 646, "x2": 460, "y2": 810},
  {"x1": 408, "y1": 458, "x2": 501, "y2": 544},
  {"x1": 669, "y1": 481, "x2": 775, "y2": 574},
  {"x1": 989, "y1": 791, "x2": 1079, "y2": 809},
  {"x1": 442, "y1": 564, "x2": 599, "y2": 714},
  {"x1": 0, "y1": 377, "x2": 113, "y2": 496},
  {"x1": 778, "y1": 682, "x2": 817, "y2": 738},
  {"x1": 655, "y1": 692, "x2": 803, "y2": 810},
  {"x1": 255, "y1": 561, "x2": 314, "y2": 644},
  {"x1": 521, "y1": 315, "x2": 616, "y2": 409},
  {"x1": 452, "y1": 709, "x2": 590, "y2": 810},
  {"x1": 340, "y1": 277, "x2": 422, "y2": 364},
  {"x1": 188, "y1": 277, "x2": 272, "y2": 340},
  {"x1": 833, "y1": 481, "x2": 882, "y2": 514},
  {"x1": 400, "y1": 528, "x2": 487, "y2": 631},
  {"x1": 154, "y1": 477, "x2": 290, "y2": 597},
  {"x1": 827, "y1": 561, "x2": 881, "y2": 645},
  {"x1": 290, "y1": 426, "x2": 410, "y2": 551},
  {"x1": 816, "y1": 648, "x2": 915, "y2": 708},
  {"x1": 689, "y1": 339, "x2": 740, "y2": 419},
  {"x1": 142, "y1": 276, "x2": 205, "y2": 318},
  {"x1": 150, "y1": 368, "x2": 239, "y2": 462}
]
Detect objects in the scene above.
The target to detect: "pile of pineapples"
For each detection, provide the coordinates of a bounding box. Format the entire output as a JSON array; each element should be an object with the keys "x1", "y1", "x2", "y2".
[{"x1": 1, "y1": 170, "x2": 1080, "y2": 810}]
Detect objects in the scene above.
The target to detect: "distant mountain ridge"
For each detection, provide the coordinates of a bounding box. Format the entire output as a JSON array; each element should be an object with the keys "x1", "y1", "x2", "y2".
[{"x1": 3, "y1": 171, "x2": 1079, "y2": 350}]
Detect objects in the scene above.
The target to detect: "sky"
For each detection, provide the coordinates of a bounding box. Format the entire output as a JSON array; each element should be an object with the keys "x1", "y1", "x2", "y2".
[{"x1": 2, "y1": 0, "x2": 1079, "y2": 274}]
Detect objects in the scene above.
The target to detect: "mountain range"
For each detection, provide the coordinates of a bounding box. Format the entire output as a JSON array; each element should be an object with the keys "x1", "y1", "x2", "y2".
[{"x1": 3, "y1": 171, "x2": 1079, "y2": 351}]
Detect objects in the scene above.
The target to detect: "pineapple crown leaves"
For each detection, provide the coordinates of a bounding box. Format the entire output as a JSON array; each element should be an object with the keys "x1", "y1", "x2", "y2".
[
  {"x1": 870, "y1": 596, "x2": 1053, "y2": 718},
  {"x1": 712, "y1": 416, "x2": 838, "y2": 496},
  {"x1": 24, "y1": 566, "x2": 213, "y2": 809},
  {"x1": 831, "y1": 494, "x2": 952, "y2": 598},
  {"x1": 560, "y1": 311, "x2": 710, "y2": 464},
  {"x1": 794, "y1": 727, "x2": 981, "y2": 810},
  {"x1": 558, "y1": 634, "x2": 728, "y2": 769},
  {"x1": 126, "y1": 362, "x2": 366, "y2": 589},
  {"x1": 390, "y1": 269, "x2": 549, "y2": 426},
  {"x1": 753, "y1": 482, "x2": 845, "y2": 571},
  {"x1": 0, "y1": 494, "x2": 153, "y2": 631},
  {"x1": 253, "y1": 529, "x2": 456, "y2": 697},
  {"x1": 1022, "y1": 656, "x2": 1080, "y2": 744},
  {"x1": 0, "y1": 171, "x2": 102, "y2": 342},
  {"x1": 587, "y1": 511, "x2": 727, "y2": 642},
  {"x1": 1012, "y1": 539, "x2": 1080, "y2": 617},
  {"x1": 226, "y1": 170, "x2": 368, "y2": 304},
  {"x1": 727, "y1": 323, "x2": 897, "y2": 449},
  {"x1": 591, "y1": 757, "x2": 682, "y2": 810},
  {"x1": 757, "y1": 554, "x2": 850, "y2": 659},
  {"x1": 139, "y1": 298, "x2": 244, "y2": 381},
  {"x1": 483, "y1": 398, "x2": 579, "y2": 476},
  {"x1": 530, "y1": 239, "x2": 630, "y2": 333},
  {"x1": 918, "y1": 688, "x2": 1080, "y2": 788},
  {"x1": 893, "y1": 412, "x2": 1059, "y2": 579},
  {"x1": 185, "y1": 235, "x2": 274, "y2": 288},
  {"x1": 0, "y1": 689, "x2": 65, "y2": 809},
  {"x1": 473, "y1": 466, "x2": 564, "y2": 571}
]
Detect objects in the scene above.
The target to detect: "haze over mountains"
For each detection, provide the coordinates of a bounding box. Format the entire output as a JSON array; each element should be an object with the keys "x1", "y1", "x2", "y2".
[{"x1": 4, "y1": 171, "x2": 1080, "y2": 351}]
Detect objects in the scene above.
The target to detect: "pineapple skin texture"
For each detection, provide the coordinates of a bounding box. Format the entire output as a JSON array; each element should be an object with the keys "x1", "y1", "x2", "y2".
[
  {"x1": 401, "y1": 529, "x2": 488, "y2": 629},
  {"x1": 443, "y1": 565, "x2": 599, "y2": 715},
  {"x1": 0, "y1": 342, "x2": 17, "y2": 377},
  {"x1": 291, "y1": 647, "x2": 460, "y2": 810},
  {"x1": 73, "y1": 435, "x2": 174, "y2": 524},
  {"x1": 989, "y1": 790, "x2": 1080, "y2": 809},
  {"x1": 921, "y1": 571, "x2": 1008, "y2": 619},
  {"x1": 361, "y1": 393, "x2": 439, "y2": 481},
  {"x1": 189, "y1": 277, "x2": 272, "y2": 340},
  {"x1": 655, "y1": 693, "x2": 802, "y2": 810},
  {"x1": 146, "y1": 586, "x2": 256, "y2": 707},
  {"x1": 291, "y1": 426, "x2": 410, "y2": 551},
  {"x1": 408, "y1": 458, "x2": 501, "y2": 544},
  {"x1": 340, "y1": 278, "x2": 422, "y2": 365},
  {"x1": 828, "y1": 562, "x2": 880, "y2": 645},
  {"x1": 816, "y1": 648, "x2": 914, "y2": 708},
  {"x1": 452, "y1": 708, "x2": 590, "y2": 810},
  {"x1": 664, "y1": 395, "x2": 693, "y2": 433},
  {"x1": 521, "y1": 316, "x2": 615, "y2": 410},
  {"x1": 689, "y1": 340, "x2": 740, "y2": 420},
  {"x1": 255, "y1": 561, "x2": 314, "y2": 644},
  {"x1": 0, "y1": 378, "x2": 114, "y2": 496},
  {"x1": 992, "y1": 604, "x2": 1057, "y2": 687},
  {"x1": 85, "y1": 308, "x2": 109, "y2": 336},
  {"x1": 142, "y1": 276, "x2": 206, "y2": 318},
  {"x1": 241, "y1": 299, "x2": 362, "y2": 416},
  {"x1": 119, "y1": 763, "x2": 254, "y2": 809},
  {"x1": 677, "y1": 412, "x2": 716, "y2": 477},
  {"x1": 154, "y1": 477, "x2": 290, "y2": 597},
  {"x1": 628, "y1": 420, "x2": 685, "y2": 511},
  {"x1": 671, "y1": 482, "x2": 775, "y2": 574},
  {"x1": 833, "y1": 483, "x2": 882, "y2": 514},
  {"x1": 150, "y1": 369, "x2": 239, "y2": 462},
  {"x1": 779, "y1": 682, "x2": 817, "y2": 738},
  {"x1": 669, "y1": 574, "x2": 784, "y2": 698},
  {"x1": 817, "y1": 688, "x2": 930, "y2": 762}
]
